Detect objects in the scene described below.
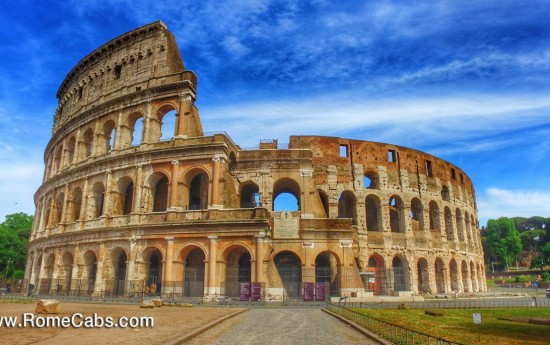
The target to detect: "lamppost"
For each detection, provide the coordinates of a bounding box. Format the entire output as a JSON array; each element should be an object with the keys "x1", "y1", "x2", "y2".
[{"x1": 4, "y1": 259, "x2": 13, "y2": 285}]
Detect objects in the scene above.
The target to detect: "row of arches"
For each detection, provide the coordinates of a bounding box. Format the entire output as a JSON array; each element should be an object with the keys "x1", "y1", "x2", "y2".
[{"x1": 47, "y1": 106, "x2": 178, "y2": 178}]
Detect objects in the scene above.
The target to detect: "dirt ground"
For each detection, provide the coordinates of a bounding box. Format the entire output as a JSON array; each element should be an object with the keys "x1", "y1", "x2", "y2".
[{"x1": 0, "y1": 301, "x2": 244, "y2": 345}]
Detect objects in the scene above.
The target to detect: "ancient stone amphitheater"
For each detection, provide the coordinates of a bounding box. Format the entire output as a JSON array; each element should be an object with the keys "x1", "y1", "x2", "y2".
[{"x1": 24, "y1": 21, "x2": 486, "y2": 300}]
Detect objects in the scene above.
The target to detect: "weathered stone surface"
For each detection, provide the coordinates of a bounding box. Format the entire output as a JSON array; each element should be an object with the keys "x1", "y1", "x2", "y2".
[
  {"x1": 140, "y1": 300, "x2": 154, "y2": 309},
  {"x1": 35, "y1": 300, "x2": 60, "y2": 314},
  {"x1": 151, "y1": 298, "x2": 162, "y2": 307}
]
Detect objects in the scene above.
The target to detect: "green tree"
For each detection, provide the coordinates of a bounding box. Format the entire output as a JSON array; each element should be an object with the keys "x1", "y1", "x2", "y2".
[
  {"x1": 486, "y1": 217, "x2": 522, "y2": 271},
  {"x1": 0, "y1": 212, "x2": 33, "y2": 279},
  {"x1": 519, "y1": 229, "x2": 546, "y2": 252}
]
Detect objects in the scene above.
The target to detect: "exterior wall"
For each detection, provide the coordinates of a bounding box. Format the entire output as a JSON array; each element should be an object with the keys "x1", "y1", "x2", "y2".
[{"x1": 25, "y1": 21, "x2": 486, "y2": 300}]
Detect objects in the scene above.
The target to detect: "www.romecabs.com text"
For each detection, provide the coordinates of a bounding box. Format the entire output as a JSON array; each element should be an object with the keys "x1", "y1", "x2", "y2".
[{"x1": 0, "y1": 313, "x2": 154, "y2": 328}]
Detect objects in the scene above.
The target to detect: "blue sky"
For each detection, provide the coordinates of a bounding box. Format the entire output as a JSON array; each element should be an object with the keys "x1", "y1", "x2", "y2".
[{"x1": 1, "y1": 0, "x2": 550, "y2": 225}]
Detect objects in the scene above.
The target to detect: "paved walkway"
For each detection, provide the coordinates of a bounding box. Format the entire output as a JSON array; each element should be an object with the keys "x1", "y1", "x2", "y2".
[{"x1": 186, "y1": 307, "x2": 379, "y2": 345}]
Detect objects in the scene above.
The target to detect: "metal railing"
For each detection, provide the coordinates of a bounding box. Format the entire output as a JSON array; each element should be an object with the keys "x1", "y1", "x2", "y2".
[
  {"x1": 326, "y1": 303, "x2": 466, "y2": 345},
  {"x1": 339, "y1": 298, "x2": 550, "y2": 310}
]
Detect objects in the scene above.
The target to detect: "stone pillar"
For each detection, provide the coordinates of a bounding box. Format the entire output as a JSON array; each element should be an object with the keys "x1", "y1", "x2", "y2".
[
  {"x1": 93, "y1": 243, "x2": 105, "y2": 297},
  {"x1": 169, "y1": 161, "x2": 179, "y2": 209},
  {"x1": 142, "y1": 102, "x2": 153, "y2": 144},
  {"x1": 103, "y1": 169, "x2": 112, "y2": 216},
  {"x1": 134, "y1": 165, "x2": 143, "y2": 213},
  {"x1": 207, "y1": 236, "x2": 218, "y2": 296},
  {"x1": 255, "y1": 235, "x2": 265, "y2": 282},
  {"x1": 60, "y1": 183, "x2": 69, "y2": 225},
  {"x1": 38, "y1": 197, "x2": 46, "y2": 233},
  {"x1": 29, "y1": 251, "x2": 41, "y2": 292},
  {"x1": 70, "y1": 246, "x2": 80, "y2": 294},
  {"x1": 176, "y1": 94, "x2": 193, "y2": 137},
  {"x1": 74, "y1": 128, "x2": 82, "y2": 164},
  {"x1": 210, "y1": 156, "x2": 222, "y2": 208},
  {"x1": 164, "y1": 237, "x2": 174, "y2": 287},
  {"x1": 80, "y1": 178, "x2": 89, "y2": 221}
]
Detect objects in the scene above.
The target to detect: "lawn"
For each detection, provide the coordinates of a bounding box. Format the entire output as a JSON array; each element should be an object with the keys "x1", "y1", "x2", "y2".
[{"x1": 352, "y1": 307, "x2": 550, "y2": 345}]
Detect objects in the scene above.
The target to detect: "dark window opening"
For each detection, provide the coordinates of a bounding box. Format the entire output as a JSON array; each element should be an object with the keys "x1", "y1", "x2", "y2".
[
  {"x1": 153, "y1": 176, "x2": 169, "y2": 212},
  {"x1": 388, "y1": 149, "x2": 397, "y2": 163},
  {"x1": 78, "y1": 87, "x2": 83, "y2": 100},
  {"x1": 425, "y1": 160, "x2": 433, "y2": 177},
  {"x1": 460, "y1": 173, "x2": 464, "y2": 183},
  {"x1": 451, "y1": 168, "x2": 456, "y2": 179},
  {"x1": 114, "y1": 65, "x2": 122, "y2": 79},
  {"x1": 123, "y1": 182, "x2": 134, "y2": 215}
]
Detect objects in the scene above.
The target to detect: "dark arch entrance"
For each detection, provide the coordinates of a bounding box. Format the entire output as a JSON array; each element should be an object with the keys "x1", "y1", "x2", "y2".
[
  {"x1": 315, "y1": 252, "x2": 340, "y2": 297},
  {"x1": 184, "y1": 248, "x2": 205, "y2": 297},
  {"x1": 274, "y1": 252, "x2": 302, "y2": 298},
  {"x1": 113, "y1": 250, "x2": 127, "y2": 296},
  {"x1": 147, "y1": 250, "x2": 163, "y2": 295},
  {"x1": 224, "y1": 248, "x2": 251, "y2": 297}
]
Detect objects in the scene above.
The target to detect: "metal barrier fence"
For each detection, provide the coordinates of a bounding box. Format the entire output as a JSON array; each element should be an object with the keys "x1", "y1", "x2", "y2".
[
  {"x1": 326, "y1": 303, "x2": 466, "y2": 345},
  {"x1": 340, "y1": 298, "x2": 550, "y2": 310}
]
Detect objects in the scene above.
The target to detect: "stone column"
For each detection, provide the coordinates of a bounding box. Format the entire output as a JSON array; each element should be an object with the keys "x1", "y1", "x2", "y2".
[
  {"x1": 176, "y1": 94, "x2": 193, "y2": 137},
  {"x1": 169, "y1": 161, "x2": 179, "y2": 209},
  {"x1": 207, "y1": 236, "x2": 218, "y2": 296},
  {"x1": 29, "y1": 251, "x2": 41, "y2": 292},
  {"x1": 210, "y1": 156, "x2": 222, "y2": 208},
  {"x1": 134, "y1": 165, "x2": 143, "y2": 213},
  {"x1": 164, "y1": 237, "x2": 174, "y2": 288},
  {"x1": 38, "y1": 197, "x2": 46, "y2": 233},
  {"x1": 103, "y1": 169, "x2": 112, "y2": 216},
  {"x1": 80, "y1": 178, "x2": 89, "y2": 222},
  {"x1": 255, "y1": 235, "x2": 265, "y2": 282},
  {"x1": 60, "y1": 184, "x2": 69, "y2": 225},
  {"x1": 70, "y1": 246, "x2": 80, "y2": 294},
  {"x1": 93, "y1": 243, "x2": 105, "y2": 297}
]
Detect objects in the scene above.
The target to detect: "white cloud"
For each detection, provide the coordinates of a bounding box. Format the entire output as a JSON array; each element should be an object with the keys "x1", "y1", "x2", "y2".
[{"x1": 477, "y1": 188, "x2": 550, "y2": 226}]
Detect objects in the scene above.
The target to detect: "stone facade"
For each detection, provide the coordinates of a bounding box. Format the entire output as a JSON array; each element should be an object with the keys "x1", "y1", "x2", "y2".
[{"x1": 25, "y1": 21, "x2": 486, "y2": 300}]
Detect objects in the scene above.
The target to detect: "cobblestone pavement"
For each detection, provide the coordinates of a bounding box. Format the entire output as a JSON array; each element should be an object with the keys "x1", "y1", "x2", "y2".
[{"x1": 186, "y1": 307, "x2": 379, "y2": 345}]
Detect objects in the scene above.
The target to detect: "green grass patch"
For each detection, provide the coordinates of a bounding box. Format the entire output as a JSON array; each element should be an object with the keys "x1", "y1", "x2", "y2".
[
  {"x1": 351, "y1": 308, "x2": 550, "y2": 345},
  {"x1": 0, "y1": 299, "x2": 36, "y2": 304}
]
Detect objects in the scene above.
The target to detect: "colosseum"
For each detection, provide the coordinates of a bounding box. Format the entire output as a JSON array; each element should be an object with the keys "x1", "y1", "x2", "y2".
[{"x1": 24, "y1": 21, "x2": 486, "y2": 301}]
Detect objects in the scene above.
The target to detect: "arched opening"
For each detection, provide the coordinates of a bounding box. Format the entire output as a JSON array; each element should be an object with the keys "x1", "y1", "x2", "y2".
[
  {"x1": 410, "y1": 198, "x2": 424, "y2": 231},
  {"x1": 435, "y1": 258, "x2": 446, "y2": 294},
  {"x1": 71, "y1": 188, "x2": 82, "y2": 221},
  {"x1": 113, "y1": 249, "x2": 127, "y2": 296},
  {"x1": 91, "y1": 182, "x2": 105, "y2": 218},
  {"x1": 318, "y1": 190, "x2": 329, "y2": 218},
  {"x1": 273, "y1": 178, "x2": 300, "y2": 212},
  {"x1": 417, "y1": 258, "x2": 430, "y2": 293},
  {"x1": 429, "y1": 201, "x2": 440, "y2": 231},
  {"x1": 53, "y1": 146, "x2": 63, "y2": 173},
  {"x1": 240, "y1": 183, "x2": 260, "y2": 208},
  {"x1": 55, "y1": 192, "x2": 65, "y2": 224},
  {"x1": 67, "y1": 137, "x2": 76, "y2": 165},
  {"x1": 315, "y1": 252, "x2": 340, "y2": 297},
  {"x1": 274, "y1": 251, "x2": 302, "y2": 298},
  {"x1": 441, "y1": 186, "x2": 450, "y2": 202},
  {"x1": 363, "y1": 171, "x2": 379, "y2": 189},
  {"x1": 338, "y1": 191, "x2": 357, "y2": 225},
  {"x1": 45, "y1": 198, "x2": 53, "y2": 227},
  {"x1": 392, "y1": 256, "x2": 409, "y2": 292},
  {"x1": 366, "y1": 195, "x2": 382, "y2": 231},
  {"x1": 389, "y1": 196, "x2": 404, "y2": 232},
  {"x1": 83, "y1": 128, "x2": 94, "y2": 158},
  {"x1": 160, "y1": 109, "x2": 177, "y2": 141},
  {"x1": 116, "y1": 177, "x2": 134, "y2": 215},
  {"x1": 456, "y1": 208, "x2": 464, "y2": 241},
  {"x1": 62, "y1": 252, "x2": 73, "y2": 295},
  {"x1": 131, "y1": 117, "x2": 144, "y2": 146},
  {"x1": 145, "y1": 249, "x2": 163, "y2": 295},
  {"x1": 153, "y1": 175, "x2": 169, "y2": 212},
  {"x1": 465, "y1": 211, "x2": 472, "y2": 241},
  {"x1": 183, "y1": 248, "x2": 205, "y2": 297},
  {"x1": 224, "y1": 247, "x2": 252, "y2": 298},
  {"x1": 103, "y1": 120, "x2": 116, "y2": 153},
  {"x1": 83, "y1": 250, "x2": 97, "y2": 295},
  {"x1": 449, "y1": 259, "x2": 460, "y2": 292},
  {"x1": 367, "y1": 255, "x2": 386, "y2": 295},
  {"x1": 461, "y1": 260, "x2": 470, "y2": 293},
  {"x1": 189, "y1": 173, "x2": 209, "y2": 210},
  {"x1": 40, "y1": 253, "x2": 55, "y2": 294},
  {"x1": 444, "y1": 207, "x2": 454, "y2": 240}
]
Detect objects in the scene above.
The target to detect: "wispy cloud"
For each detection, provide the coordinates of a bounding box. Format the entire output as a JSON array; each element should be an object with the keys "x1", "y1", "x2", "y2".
[{"x1": 477, "y1": 188, "x2": 550, "y2": 225}]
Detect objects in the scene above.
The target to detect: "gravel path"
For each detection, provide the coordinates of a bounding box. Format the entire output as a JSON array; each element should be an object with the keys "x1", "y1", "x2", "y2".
[{"x1": 186, "y1": 307, "x2": 379, "y2": 345}]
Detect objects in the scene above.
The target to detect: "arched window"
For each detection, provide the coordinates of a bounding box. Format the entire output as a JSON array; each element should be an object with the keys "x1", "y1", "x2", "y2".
[
  {"x1": 83, "y1": 129, "x2": 94, "y2": 158},
  {"x1": 72, "y1": 188, "x2": 82, "y2": 221},
  {"x1": 55, "y1": 193, "x2": 65, "y2": 224},
  {"x1": 429, "y1": 201, "x2": 440, "y2": 231},
  {"x1": 117, "y1": 177, "x2": 134, "y2": 215},
  {"x1": 363, "y1": 171, "x2": 379, "y2": 189},
  {"x1": 153, "y1": 176, "x2": 169, "y2": 212},
  {"x1": 456, "y1": 208, "x2": 464, "y2": 241},
  {"x1": 389, "y1": 196, "x2": 404, "y2": 232},
  {"x1": 189, "y1": 173, "x2": 209, "y2": 210},
  {"x1": 131, "y1": 117, "x2": 144, "y2": 146},
  {"x1": 67, "y1": 137, "x2": 76, "y2": 165},
  {"x1": 318, "y1": 190, "x2": 329, "y2": 217},
  {"x1": 103, "y1": 120, "x2": 116, "y2": 153},
  {"x1": 240, "y1": 183, "x2": 260, "y2": 208},
  {"x1": 338, "y1": 191, "x2": 357, "y2": 225},
  {"x1": 444, "y1": 206, "x2": 454, "y2": 239},
  {"x1": 273, "y1": 178, "x2": 300, "y2": 212},
  {"x1": 441, "y1": 186, "x2": 450, "y2": 202},
  {"x1": 410, "y1": 198, "x2": 424, "y2": 231},
  {"x1": 91, "y1": 182, "x2": 105, "y2": 218},
  {"x1": 160, "y1": 109, "x2": 177, "y2": 141},
  {"x1": 53, "y1": 146, "x2": 63, "y2": 173},
  {"x1": 366, "y1": 195, "x2": 382, "y2": 231}
]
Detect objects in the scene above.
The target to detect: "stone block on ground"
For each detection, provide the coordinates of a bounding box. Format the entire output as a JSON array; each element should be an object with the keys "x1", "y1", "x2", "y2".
[
  {"x1": 35, "y1": 299, "x2": 60, "y2": 314},
  {"x1": 151, "y1": 298, "x2": 163, "y2": 307},
  {"x1": 140, "y1": 300, "x2": 154, "y2": 309}
]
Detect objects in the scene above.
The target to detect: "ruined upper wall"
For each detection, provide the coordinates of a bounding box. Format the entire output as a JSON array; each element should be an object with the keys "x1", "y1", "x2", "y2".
[{"x1": 53, "y1": 21, "x2": 191, "y2": 133}]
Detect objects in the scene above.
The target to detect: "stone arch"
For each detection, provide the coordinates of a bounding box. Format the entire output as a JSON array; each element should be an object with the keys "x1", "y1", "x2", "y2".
[
  {"x1": 186, "y1": 169, "x2": 209, "y2": 210},
  {"x1": 441, "y1": 185, "x2": 451, "y2": 202},
  {"x1": 429, "y1": 201, "x2": 441, "y2": 232},
  {"x1": 417, "y1": 258, "x2": 430, "y2": 293},
  {"x1": 82, "y1": 250, "x2": 97, "y2": 295},
  {"x1": 367, "y1": 254, "x2": 386, "y2": 295},
  {"x1": 223, "y1": 244, "x2": 253, "y2": 297},
  {"x1": 67, "y1": 136, "x2": 76, "y2": 165},
  {"x1": 273, "y1": 178, "x2": 301, "y2": 212},
  {"x1": 365, "y1": 194, "x2": 382, "y2": 231},
  {"x1": 125, "y1": 112, "x2": 144, "y2": 147},
  {"x1": 71, "y1": 187, "x2": 82, "y2": 221},
  {"x1": 444, "y1": 206, "x2": 454, "y2": 240},
  {"x1": 143, "y1": 247, "x2": 163, "y2": 295},
  {"x1": 318, "y1": 189, "x2": 329, "y2": 217},
  {"x1": 434, "y1": 257, "x2": 446, "y2": 294},
  {"x1": 363, "y1": 171, "x2": 379, "y2": 189},
  {"x1": 83, "y1": 128, "x2": 94, "y2": 158},
  {"x1": 389, "y1": 195, "x2": 405, "y2": 233},
  {"x1": 53, "y1": 145, "x2": 63, "y2": 174},
  {"x1": 41, "y1": 253, "x2": 56, "y2": 294},
  {"x1": 338, "y1": 190, "x2": 357, "y2": 225},
  {"x1": 61, "y1": 251, "x2": 73, "y2": 294},
  {"x1": 179, "y1": 245, "x2": 206, "y2": 297},
  {"x1": 410, "y1": 197, "x2": 424, "y2": 231},
  {"x1": 146, "y1": 172, "x2": 169, "y2": 212},
  {"x1": 392, "y1": 255, "x2": 410, "y2": 292},
  {"x1": 315, "y1": 251, "x2": 341, "y2": 297},
  {"x1": 151, "y1": 103, "x2": 178, "y2": 142},
  {"x1": 274, "y1": 251, "x2": 302, "y2": 298},
  {"x1": 461, "y1": 260, "x2": 470, "y2": 293},
  {"x1": 102, "y1": 119, "x2": 117, "y2": 154},
  {"x1": 45, "y1": 197, "x2": 53, "y2": 227},
  {"x1": 90, "y1": 182, "x2": 105, "y2": 218},
  {"x1": 240, "y1": 181, "x2": 260, "y2": 208},
  {"x1": 456, "y1": 208, "x2": 464, "y2": 241},
  {"x1": 116, "y1": 176, "x2": 134, "y2": 215},
  {"x1": 449, "y1": 258, "x2": 460, "y2": 292},
  {"x1": 111, "y1": 247, "x2": 128, "y2": 296},
  {"x1": 55, "y1": 192, "x2": 65, "y2": 224}
]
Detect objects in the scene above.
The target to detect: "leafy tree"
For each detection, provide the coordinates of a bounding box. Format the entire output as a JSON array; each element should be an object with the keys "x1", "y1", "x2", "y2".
[
  {"x1": 519, "y1": 229, "x2": 546, "y2": 252},
  {"x1": 486, "y1": 217, "x2": 522, "y2": 271},
  {"x1": 0, "y1": 213, "x2": 33, "y2": 279}
]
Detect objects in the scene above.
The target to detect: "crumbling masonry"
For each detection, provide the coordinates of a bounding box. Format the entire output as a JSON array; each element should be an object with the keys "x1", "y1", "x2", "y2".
[{"x1": 24, "y1": 21, "x2": 486, "y2": 300}]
